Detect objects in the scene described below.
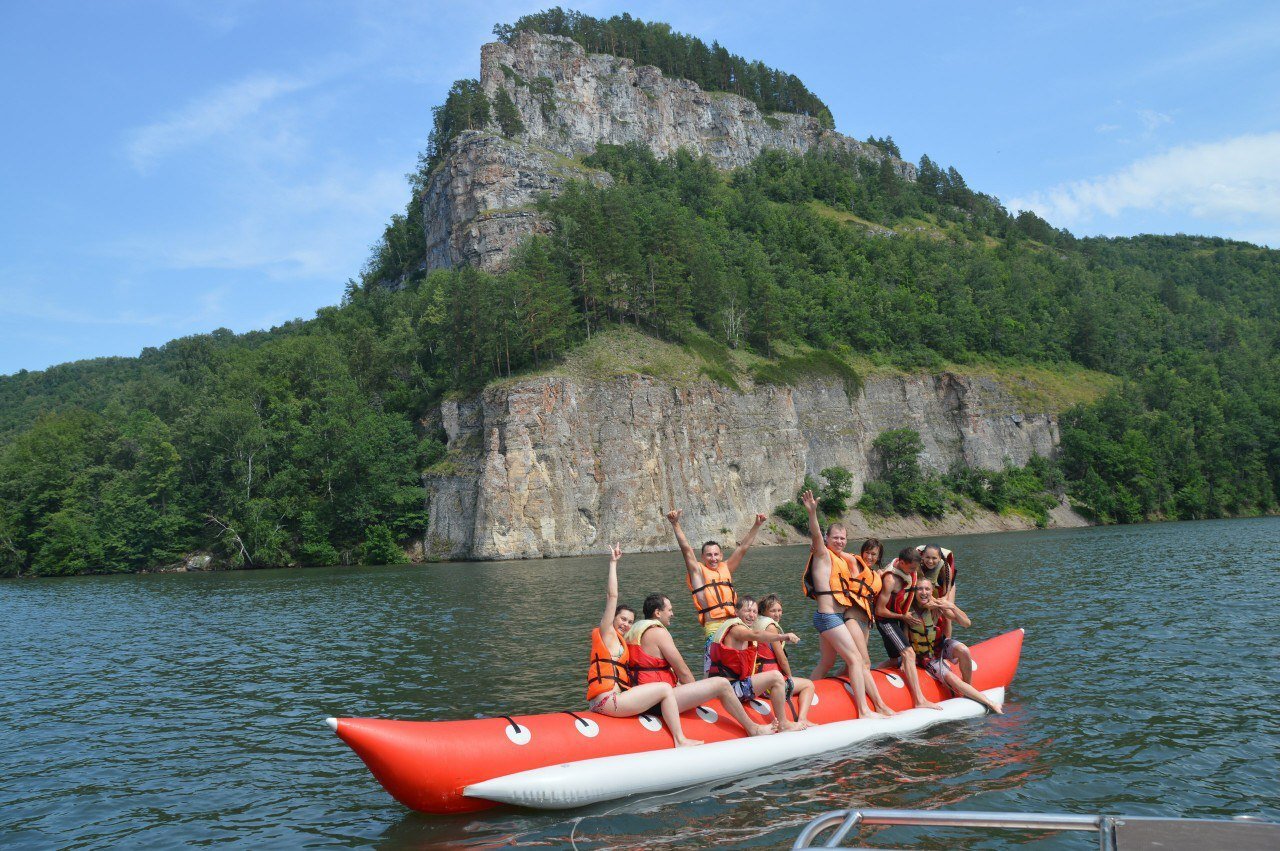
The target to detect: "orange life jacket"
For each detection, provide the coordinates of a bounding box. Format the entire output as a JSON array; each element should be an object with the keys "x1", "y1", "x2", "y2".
[
  {"x1": 804, "y1": 548, "x2": 879, "y2": 619},
  {"x1": 687, "y1": 560, "x2": 737, "y2": 624},
  {"x1": 626, "y1": 621, "x2": 677, "y2": 686},
  {"x1": 586, "y1": 627, "x2": 632, "y2": 701},
  {"x1": 707, "y1": 621, "x2": 757, "y2": 683}
]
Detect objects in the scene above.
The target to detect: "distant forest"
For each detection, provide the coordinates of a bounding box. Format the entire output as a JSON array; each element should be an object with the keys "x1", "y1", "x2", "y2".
[{"x1": 1, "y1": 13, "x2": 1277, "y2": 577}]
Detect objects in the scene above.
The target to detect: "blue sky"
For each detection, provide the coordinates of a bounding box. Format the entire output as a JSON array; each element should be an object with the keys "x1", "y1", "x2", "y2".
[{"x1": 2, "y1": 1, "x2": 1278, "y2": 375}]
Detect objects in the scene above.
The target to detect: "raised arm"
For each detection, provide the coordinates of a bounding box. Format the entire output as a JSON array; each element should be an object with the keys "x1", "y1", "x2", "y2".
[
  {"x1": 724, "y1": 513, "x2": 768, "y2": 574},
  {"x1": 597, "y1": 543, "x2": 623, "y2": 638},
  {"x1": 934, "y1": 598, "x2": 971, "y2": 629},
  {"x1": 728, "y1": 623, "x2": 800, "y2": 646},
  {"x1": 666, "y1": 509, "x2": 701, "y2": 577},
  {"x1": 799, "y1": 490, "x2": 825, "y2": 553},
  {"x1": 766, "y1": 624, "x2": 795, "y2": 678}
]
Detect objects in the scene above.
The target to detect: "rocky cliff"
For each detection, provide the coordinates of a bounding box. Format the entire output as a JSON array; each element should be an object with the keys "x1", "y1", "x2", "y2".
[
  {"x1": 421, "y1": 31, "x2": 915, "y2": 272},
  {"x1": 425, "y1": 369, "x2": 1059, "y2": 560}
]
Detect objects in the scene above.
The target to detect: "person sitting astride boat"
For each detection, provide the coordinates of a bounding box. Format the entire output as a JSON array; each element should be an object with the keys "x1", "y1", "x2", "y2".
[
  {"x1": 666, "y1": 508, "x2": 767, "y2": 640},
  {"x1": 917, "y1": 546, "x2": 958, "y2": 632},
  {"x1": 587, "y1": 544, "x2": 702, "y2": 747},
  {"x1": 906, "y1": 578, "x2": 1002, "y2": 715},
  {"x1": 626, "y1": 593, "x2": 775, "y2": 737},
  {"x1": 746, "y1": 594, "x2": 818, "y2": 729},
  {"x1": 799, "y1": 490, "x2": 892, "y2": 718},
  {"x1": 705, "y1": 611, "x2": 804, "y2": 731},
  {"x1": 875, "y1": 547, "x2": 942, "y2": 710}
]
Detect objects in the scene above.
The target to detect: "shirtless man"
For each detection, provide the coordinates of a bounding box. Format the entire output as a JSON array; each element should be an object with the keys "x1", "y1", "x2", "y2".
[
  {"x1": 666, "y1": 509, "x2": 767, "y2": 639},
  {"x1": 706, "y1": 613, "x2": 805, "y2": 731},
  {"x1": 799, "y1": 490, "x2": 891, "y2": 718},
  {"x1": 875, "y1": 546, "x2": 943, "y2": 710},
  {"x1": 746, "y1": 594, "x2": 818, "y2": 727},
  {"x1": 626, "y1": 593, "x2": 774, "y2": 736},
  {"x1": 586, "y1": 545, "x2": 702, "y2": 746},
  {"x1": 906, "y1": 578, "x2": 1002, "y2": 714}
]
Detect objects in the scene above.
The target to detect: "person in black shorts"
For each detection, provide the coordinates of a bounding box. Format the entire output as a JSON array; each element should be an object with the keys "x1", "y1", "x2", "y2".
[{"x1": 874, "y1": 547, "x2": 942, "y2": 710}]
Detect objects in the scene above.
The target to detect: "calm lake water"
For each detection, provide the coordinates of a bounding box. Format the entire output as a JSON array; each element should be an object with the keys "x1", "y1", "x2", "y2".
[{"x1": 2, "y1": 518, "x2": 1278, "y2": 849}]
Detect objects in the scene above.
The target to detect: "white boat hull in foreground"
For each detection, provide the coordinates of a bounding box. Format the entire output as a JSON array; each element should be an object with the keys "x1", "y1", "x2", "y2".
[{"x1": 464, "y1": 688, "x2": 1003, "y2": 809}]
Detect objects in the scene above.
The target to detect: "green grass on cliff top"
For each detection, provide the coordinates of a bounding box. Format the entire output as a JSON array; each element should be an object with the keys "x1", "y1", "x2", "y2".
[{"x1": 504, "y1": 326, "x2": 1117, "y2": 413}]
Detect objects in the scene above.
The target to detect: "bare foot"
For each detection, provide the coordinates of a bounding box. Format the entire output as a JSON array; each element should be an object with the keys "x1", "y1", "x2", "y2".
[
  {"x1": 675, "y1": 737, "x2": 705, "y2": 747},
  {"x1": 858, "y1": 706, "x2": 888, "y2": 719},
  {"x1": 795, "y1": 719, "x2": 813, "y2": 730},
  {"x1": 918, "y1": 700, "x2": 945, "y2": 711},
  {"x1": 780, "y1": 720, "x2": 804, "y2": 732},
  {"x1": 748, "y1": 723, "x2": 775, "y2": 737},
  {"x1": 874, "y1": 703, "x2": 897, "y2": 716}
]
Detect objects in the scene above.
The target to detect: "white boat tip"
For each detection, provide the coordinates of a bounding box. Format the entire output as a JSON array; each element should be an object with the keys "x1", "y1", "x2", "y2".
[{"x1": 325, "y1": 717, "x2": 339, "y2": 732}]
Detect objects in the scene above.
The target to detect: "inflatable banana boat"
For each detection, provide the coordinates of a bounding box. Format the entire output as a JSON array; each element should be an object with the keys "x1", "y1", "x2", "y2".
[{"x1": 327, "y1": 628, "x2": 1023, "y2": 814}]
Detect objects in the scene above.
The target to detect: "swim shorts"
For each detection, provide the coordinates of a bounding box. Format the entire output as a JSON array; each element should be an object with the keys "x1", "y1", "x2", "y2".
[
  {"x1": 731, "y1": 677, "x2": 755, "y2": 700},
  {"x1": 920, "y1": 655, "x2": 953, "y2": 683},
  {"x1": 877, "y1": 619, "x2": 910, "y2": 660},
  {"x1": 813, "y1": 611, "x2": 845, "y2": 634},
  {"x1": 588, "y1": 691, "x2": 618, "y2": 713}
]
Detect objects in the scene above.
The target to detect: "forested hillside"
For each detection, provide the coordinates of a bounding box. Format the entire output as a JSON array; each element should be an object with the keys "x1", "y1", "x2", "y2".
[{"x1": 2, "y1": 12, "x2": 1277, "y2": 577}]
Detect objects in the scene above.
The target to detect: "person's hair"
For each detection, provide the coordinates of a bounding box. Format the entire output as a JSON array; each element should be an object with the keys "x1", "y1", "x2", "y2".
[
  {"x1": 701, "y1": 540, "x2": 721, "y2": 555},
  {"x1": 922, "y1": 544, "x2": 943, "y2": 558},
  {"x1": 860, "y1": 537, "x2": 883, "y2": 566},
  {"x1": 826, "y1": 522, "x2": 848, "y2": 537},
  {"x1": 898, "y1": 546, "x2": 921, "y2": 565},
  {"x1": 642, "y1": 593, "x2": 668, "y2": 619},
  {"x1": 616, "y1": 603, "x2": 635, "y2": 619},
  {"x1": 737, "y1": 595, "x2": 757, "y2": 611},
  {"x1": 758, "y1": 593, "x2": 783, "y2": 616}
]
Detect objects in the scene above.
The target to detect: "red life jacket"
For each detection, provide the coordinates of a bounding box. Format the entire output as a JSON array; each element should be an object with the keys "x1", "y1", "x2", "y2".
[
  {"x1": 752, "y1": 615, "x2": 781, "y2": 673},
  {"x1": 625, "y1": 621, "x2": 677, "y2": 686},
  {"x1": 707, "y1": 621, "x2": 757, "y2": 683}
]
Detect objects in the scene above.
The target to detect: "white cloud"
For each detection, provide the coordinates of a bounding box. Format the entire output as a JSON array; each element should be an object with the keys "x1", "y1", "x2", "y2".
[
  {"x1": 1138, "y1": 108, "x2": 1172, "y2": 134},
  {"x1": 1009, "y1": 132, "x2": 1280, "y2": 246},
  {"x1": 125, "y1": 74, "x2": 312, "y2": 170}
]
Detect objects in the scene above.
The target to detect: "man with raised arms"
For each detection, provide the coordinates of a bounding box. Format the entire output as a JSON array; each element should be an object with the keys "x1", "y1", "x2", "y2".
[
  {"x1": 875, "y1": 546, "x2": 943, "y2": 710},
  {"x1": 626, "y1": 593, "x2": 775, "y2": 737},
  {"x1": 799, "y1": 490, "x2": 892, "y2": 718},
  {"x1": 666, "y1": 508, "x2": 767, "y2": 640},
  {"x1": 905, "y1": 577, "x2": 1002, "y2": 714}
]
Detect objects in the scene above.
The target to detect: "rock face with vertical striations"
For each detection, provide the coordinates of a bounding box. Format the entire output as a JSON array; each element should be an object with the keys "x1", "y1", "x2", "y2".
[
  {"x1": 421, "y1": 31, "x2": 914, "y2": 272},
  {"x1": 423, "y1": 371, "x2": 1059, "y2": 560}
]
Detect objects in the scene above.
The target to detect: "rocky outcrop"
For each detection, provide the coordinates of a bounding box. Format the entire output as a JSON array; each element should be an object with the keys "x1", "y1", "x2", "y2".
[
  {"x1": 422, "y1": 32, "x2": 915, "y2": 272},
  {"x1": 424, "y1": 372, "x2": 1059, "y2": 560}
]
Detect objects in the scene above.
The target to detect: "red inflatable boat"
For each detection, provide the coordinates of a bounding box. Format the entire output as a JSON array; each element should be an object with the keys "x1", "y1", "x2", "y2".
[{"x1": 328, "y1": 628, "x2": 1023, "y2": 813}]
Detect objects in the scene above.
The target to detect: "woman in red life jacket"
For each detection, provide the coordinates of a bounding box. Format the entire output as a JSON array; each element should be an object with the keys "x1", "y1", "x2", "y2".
[{"x1": 586, "y1": 544, "x2": 702, "y2": 747}]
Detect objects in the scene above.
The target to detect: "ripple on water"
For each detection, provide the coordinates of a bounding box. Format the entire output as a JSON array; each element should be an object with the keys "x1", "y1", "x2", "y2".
[{"x1": 1, "y1": 518, "x2": 1278, "y2": 848}]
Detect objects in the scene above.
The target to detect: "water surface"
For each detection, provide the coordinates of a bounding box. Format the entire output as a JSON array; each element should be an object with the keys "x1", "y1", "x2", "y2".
[{"x1": 2, "y1": 518, "x2": 1278, "y2": 848}]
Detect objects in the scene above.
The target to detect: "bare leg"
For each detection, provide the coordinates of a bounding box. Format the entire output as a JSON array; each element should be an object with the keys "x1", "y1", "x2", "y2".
[
  {"x1": 950, "y1": 641, "x2": 973, "y2": 684},
  {"x1": 606, "y1": 683, "x2": 704, "y2": 746},
  {"x1": 821, "y1": 625, "x2": 886, "y2": 718},
  {"x1": 897, "y1": 649, "x2": 943, "y2": 710},
  {"x1": 942, "y1": 671, "x2": 1002, "y2": 714},
  {"x1": 673, "y1": 677, "x2": 772, "y2": 736},
  {"x1": 810, "y1": 639, "x2": 838, "y2": 680},
  {"x1": 791, "y1": 677, "x2": 816, "y2": 727},
  {"x1": 846, "y1": 617, "x2": 894, "y2": 715},
  {"x1": 751, "y1": 671, "x2": 799, "y2": 731}
]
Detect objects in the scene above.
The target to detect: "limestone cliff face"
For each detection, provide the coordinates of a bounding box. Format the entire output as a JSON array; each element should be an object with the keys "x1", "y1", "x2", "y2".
[
  {"x1": 424, "y1": 372, "x2": 1057, "y2": 560},
  {"x1": 422, "y1": 32, "x2": 915, "y2": 272}
]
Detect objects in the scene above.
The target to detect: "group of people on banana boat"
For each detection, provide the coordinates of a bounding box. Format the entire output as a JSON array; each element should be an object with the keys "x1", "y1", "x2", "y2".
[{"x1": 586, "y1": 489, "x2": 1002, "y2": 747}]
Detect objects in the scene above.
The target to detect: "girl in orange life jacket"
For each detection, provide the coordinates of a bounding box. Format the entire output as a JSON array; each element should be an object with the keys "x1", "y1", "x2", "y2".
[
  {"x1": 626, "y1": 593, "x2": 776, "y2": 737},
  {"x1": 666, "y1": 508, "x2": 768, "y2": 639},
  {"x1": 905, "y1": 578, "x2": 1002, "y2": 715},
  {"x1": 705, "y1": 613, "x2": 804, "y2": 732},
  {"x1": 798, "y1": 490, "x2": 893, "y2": 719},
  {"x1": 747, "y1": 594, "x2": 817, "y2": 728},
  {"x1": 586, "y1": 544, "x2": 702, "y2": 747},
  {"x1": 874, "y1": 546, "x2": 944, "y2": 711}
]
